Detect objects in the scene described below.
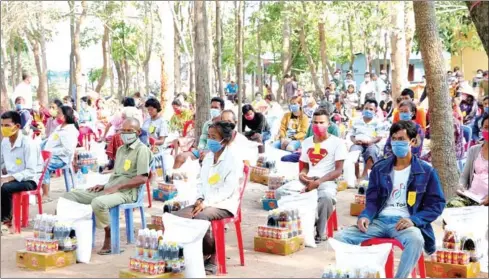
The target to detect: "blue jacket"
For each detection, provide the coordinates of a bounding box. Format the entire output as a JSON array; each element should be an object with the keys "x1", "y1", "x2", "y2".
[{"x1": 359, "y1": 155, "x2": 446, "y2": 254}]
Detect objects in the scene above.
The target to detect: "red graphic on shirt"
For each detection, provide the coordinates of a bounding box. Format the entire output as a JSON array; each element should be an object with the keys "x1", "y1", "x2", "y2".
[{"x1": 306, "y1": 148, "x2": 328, "y2": 166}]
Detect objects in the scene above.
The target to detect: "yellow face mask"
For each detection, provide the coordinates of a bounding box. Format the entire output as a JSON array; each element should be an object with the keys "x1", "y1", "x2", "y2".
[
  {"x1": 50, "y1": 109, "x2": 58, "y2": 117},
  {"x1": 1, "y1": 126, "x2": 17, "y2": 137}
]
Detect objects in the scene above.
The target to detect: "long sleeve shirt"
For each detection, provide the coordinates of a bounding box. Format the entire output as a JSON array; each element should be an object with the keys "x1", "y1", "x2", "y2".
[
  {"x1": 1, "y1": 134, "x2": 43, "y2": 183},
  {"x1": 242, "y1": 112, "x2": 270, "y2": 135},
  {"x1": 196, "y1": 146, "x2": 243, "y2": 216},
  {"x1": 44, "y1": 124, "x2": 79, "y2": 164},
  {"x1": 198, "y1": 120, "x2": 212, "y2": 150}
]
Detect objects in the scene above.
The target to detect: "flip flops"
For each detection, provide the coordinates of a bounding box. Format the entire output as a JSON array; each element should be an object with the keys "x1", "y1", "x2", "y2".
[
  {"x1": 97, "y1": 248, "x2": 125, "y2": 255},
  {"x1": 204, "y1": 263, "x2": 217, "y2": 275},
  {"x1": 42, "y1": 197, "x2": 54, "y2": 204}
]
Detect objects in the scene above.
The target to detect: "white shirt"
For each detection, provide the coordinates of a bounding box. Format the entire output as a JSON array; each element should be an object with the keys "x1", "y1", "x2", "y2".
[
  {"x1": 359, "y1": 81, "x2": 376, "y2": 105},
  {"x1": 374, "y1": 79, "x2": 387, "y2": 102},
  {"x1": 299, "y1": 135, "x2": 348, "y2": 195},
  {"x1": 1, "y1": 134, "x2": 43, "y2": 183},
  {"x1": 12, "y1": 82, "x2": 33, "y2": 109},
  {"x1": 197, "y1": 146, "x2": 244, "y2": 216},
  {"x1": 44, "y1": 124, "x2": 79, "y2": 164},
  {"x1": 379, "y1": 166, "x2": 411, "y2": 218},
  {"x1": 142, "y1": 116, "x2": 169, "y2": 139},
  {"x1": 351, "y1": 117, "x2": 382, "y2": 143}
]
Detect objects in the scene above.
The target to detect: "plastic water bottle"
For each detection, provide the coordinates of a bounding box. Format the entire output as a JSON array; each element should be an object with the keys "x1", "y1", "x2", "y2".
[
  {"x1": 33, "y1": 214, "x2": 41, "y2": 239},
  {"x1": 76, "y1": 169, "x2": 84, "y2": 188},
  {"x1": 38, "y1": 214, "x2": 47, "y2": 239}
]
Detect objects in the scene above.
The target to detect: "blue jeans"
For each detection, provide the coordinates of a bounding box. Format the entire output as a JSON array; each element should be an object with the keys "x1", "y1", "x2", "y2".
[
  {"x1": 273, "y1": 139, "x2": 301, "y2": 152},
  {"x1": 42, "y1": 155, "x2": 67, "y2": 185},
  {"x1": 334, "y1": 216, "x2": 424, "y2": 278}
]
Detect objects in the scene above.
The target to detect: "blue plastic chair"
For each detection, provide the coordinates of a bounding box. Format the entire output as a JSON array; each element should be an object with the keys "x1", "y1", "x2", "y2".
[
  {"x1": 91, "y1": 185, "x2": 147, "y2": 254},
  {"x1": 62, "y1": 165, "x2": 75, "y2": 192}
]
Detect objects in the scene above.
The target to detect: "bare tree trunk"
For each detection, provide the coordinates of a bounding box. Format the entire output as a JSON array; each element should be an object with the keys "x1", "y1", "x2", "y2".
[
  {"x1": 236, "y1": 0, "x2": 244, "y2": 132},
  {"x1": 9, "y1": 43, "x2": 15, "y2": 91},
  {"x1": 123, "y1": 59, "x2": 131, "y2": 96},
  {"x1": 188, "y1": 3, "x2": 195, "y2": 93},
  {"x1": 256, "y1": 1, "x2": 263, "y2": 96},
  {"x1": 95, "y1": 25, "x2": 109, "y2": 93},
  {"x1": 206, "y1": 1, "x2": 214, "y2": 94},
  {"x1": 73, "y1": 0, "x2": 87, "y2": 109},
  {"x1": 30, "y1": 41, "x2": 47, "y2": 106},
  {"x1": 280, "y1": 4, "x2": 291, "y2": 103},
  {"x1": 114, "y1": 60, "x2": 124, "y2": 98},
  {"x1": 16, "y1": 49, "x2": 22, "y2": 85},
  {"x1": 39, "y1": 24, "x2": 49, "y2": 105},
  {"x1": 347, "y1": 20, "x2": 355, "y2": 71},
  {"x1": 414, "y1": 1, "x2": 459, "y2": 198},
  {"x1": 109, "y1": 38, "x2": 115, "y2": 97},
  {"x1": 298, "y1": 7, "x2": 322, "y2": 97},
  {"x1": 144, "y1": 2, "x2": 154, "y2": 96},
  {"x1": 174, "y1": 2, "x2": 181, "y2": 95},
  {"x1": 404, "y1": 3, "x2": 415, "y2": 67},
  {"x1": 318, "y1": 22, "x2": 330, "y2": 87},
  {"x1": 466, "y1": 1, "x2": 489, "y2": 56},
  {"x1": 0, "y1": 31, "x2": 8, "y2": 105},
  {"x1": 390, "y1": 1, "x2": 407, "y2": 100},
  {"x1": 383, "y1": 32, "x2": 388, "y2": 74},
  {"x1": 194, "y1": 0, "x2": 211, "y2": 138},
  {"x1": 216, "y1": 0, "x2": 224, "y2": 98},
  {"x1": 68, "y1": 6, "x2": 75, "y2": 101},
  {"x1": 160, "y1": 55, "x2": 168, "y2": 109}
]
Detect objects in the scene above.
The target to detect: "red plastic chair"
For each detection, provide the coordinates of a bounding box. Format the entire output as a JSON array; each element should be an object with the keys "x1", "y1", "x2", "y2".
[
  {"x1": 146, "y1": 137, "x2": 157, "y2": 209},
  {"x1": 212, "y1": 165, "x2": 250, "y2": 275},
  {"x1": 12, "y1": 151, "x2": 52, "y2": 234},
  {"x1": 78, "y1": 126, "x2": 96, "y2": 150},
  {"x1": 361, "y1": 238, "x2": 426, "y2": 278},
  {"x1": 299, "y1": 161, "x2": 338, "y2": 238}
]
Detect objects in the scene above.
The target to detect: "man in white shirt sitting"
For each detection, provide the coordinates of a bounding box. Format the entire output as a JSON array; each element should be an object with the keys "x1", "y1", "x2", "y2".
[
  {"x1": 1, "y1": 111, "x2": 42, "y2": 233},
  {"x1": 350, "y1": 99, "x2": 383, "y2": 182},
  {"x1": 276, "y1": 108, "x2": 348, "y2": 242},
  {"x1": 12, "y1": 73, "x2": 33, "y2": 109}
]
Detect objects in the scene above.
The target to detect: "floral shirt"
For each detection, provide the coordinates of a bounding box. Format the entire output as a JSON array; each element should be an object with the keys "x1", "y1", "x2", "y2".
[{"x1": 169, "y1": 109, "x2": 193, "y2": 132}]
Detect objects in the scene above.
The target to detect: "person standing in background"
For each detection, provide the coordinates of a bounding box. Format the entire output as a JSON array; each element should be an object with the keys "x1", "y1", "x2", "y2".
[
  {"x1": 12, "y1": 73, "x2": 33, "y2": 109},
  {"x1": 283, "y1": 74, "x2": 297, "y2": 101},
  {"x1": 359, "y1": 72, "x2": 376, "y2": 105},
  {"x1": 332, "y1": 70, "x2": 344, "y2": 93},
  {"x1": 225, "y1": 81, "x2": 238, "y2": 103},
  {"x1": 372, "y1": 73, "x2": 386, "y2": 103}
]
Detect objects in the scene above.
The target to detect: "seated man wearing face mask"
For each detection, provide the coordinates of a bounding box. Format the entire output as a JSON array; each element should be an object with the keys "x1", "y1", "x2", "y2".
[
  {"x1": 350, "y1": 99, "x2": 383, "y2": 182},
  {"x1": 276, "y1": 108, "x2": 347, "y2": 243},
  {"x1": 13, "y1": 96, "x2": 33, "y2": 136},
  {"x1": 61, "y1": 118, "x2": 152, "y2": 255},
  {"x1": 335, "y1": 121, "x2": 445, "y2": 279}
]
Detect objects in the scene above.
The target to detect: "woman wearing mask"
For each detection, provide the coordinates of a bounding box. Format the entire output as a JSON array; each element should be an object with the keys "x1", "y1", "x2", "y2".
[
  {"x1": 384, "y1": 100, "x2": 424, "y2": 158},
  {"x1": 41, "y1": 106, "x2": 79, "y2": 202},
  {"x1": 78, "y1": 96, "x2": 97, "y2": 125},
  {"x1": 448, "y1": 114, "x2": 489, "y2": 207},
  {"x1": 459, "y1": 85, "x2": 478, "y2": 125},
  {"x1": 242, "y1": 104, "x2": 270, "y2": 154},
  {"x1": 251, "y1": 93, "x2": 269, "y2": 113},
  {"x1": 274, "y1": 96, "x2": 309, "y2": 152},
  {"x1": 45, "y1": 99, "x2": 64, "y2": 138},
  {"x1": 173, "y1": 121, "x2": 243, "y2": 275},
  {"x1": 303, "y1": 97, "x2": 318, "y2": 118},
  {"x1": 142, "y1": 98, "x2": 169, "y2": 152},
  {"x1": 472, "y1": 96, "x2": 489, "y2": 143},
  {"x1": 169, "y1": 99, "x2": 193, "y2": 132},
  {"x1": 344, "y1": 84, "x2": 360, "y2": 113}
]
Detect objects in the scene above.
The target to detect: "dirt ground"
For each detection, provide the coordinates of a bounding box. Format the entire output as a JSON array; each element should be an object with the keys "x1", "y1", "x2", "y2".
[{"x1": 0, "y1": 172, "x2": 485, "y2": 278}]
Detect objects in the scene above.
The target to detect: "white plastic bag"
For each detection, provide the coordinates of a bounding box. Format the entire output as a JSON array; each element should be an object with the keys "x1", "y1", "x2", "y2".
[
  {"x1": 89, "y1": 141, "x2": 108, "y2": 166},
  {"x1": 278, "y1": 189, "x2": 318, "y2": 248},
  {"x1": 328, "y1": 238, "x2": 392, "y2": 278},
  {"x1": 173, "y1": 180, "x2": 198, "y2": 206},
  {"x1": 56, "y1": 197, "x2": 93, "y2": 263},
  {"x1": 344, "y1": 150, "x2": 361, "y2": 187},
  {"x1": 162, "y1": 213, "x2": 210, "y2": 278}
]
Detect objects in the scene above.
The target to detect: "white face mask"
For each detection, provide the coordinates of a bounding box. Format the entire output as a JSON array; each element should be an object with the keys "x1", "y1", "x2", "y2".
[
  {"x1": 121, "y1": 132, "x2": 138, "y2": 145},
  {"x1": 334, "y1": 74, "x2": 340, "y2": 79},
  {"x1": 380, "y1": 74, "x2": 386, "y2": 80},
  {"x1": 365, "y1": 78, "x2": 370, "y2": 82}
]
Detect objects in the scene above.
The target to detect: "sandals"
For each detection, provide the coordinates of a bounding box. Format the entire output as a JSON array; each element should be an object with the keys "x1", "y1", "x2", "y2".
[
  {"x1": 97, "y1": 248, "x2": 125, "y2": 255},
  {"x1": 204, "y1": 263, "x2": 217, "y2": 275},
  {"x1": 315, "y1": 235, "x2": 328, "y2": 244},
  {"x1": 42, "y1": 197, "x2": 54, "y2": 204}
]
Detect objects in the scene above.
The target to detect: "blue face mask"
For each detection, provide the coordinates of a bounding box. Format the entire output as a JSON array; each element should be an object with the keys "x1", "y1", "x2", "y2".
[
  {"x1": 210, "y1": 108, "x2": 221, "y2": 119},
  {"x1": 362, "y1": 110, "x2": 374, "y2": 119},
  {"x1": 485, "y1": 107, "x2": 489, "y2": 114},
  {"x1": 289, "y1": 104, "x2": 300, "y2": 113},
  {"x1": 15, "y1": 104, "x2": 23, "y2": 111},
  {"x1": 207, "y1": 139, "x2": 223, "y2": 153},
  {"x1": 399, "y1": 112, "x2": 412, "y2": 121},
  {"x1": 391, "y1": 141, "x2": 410, "y2": 158}
]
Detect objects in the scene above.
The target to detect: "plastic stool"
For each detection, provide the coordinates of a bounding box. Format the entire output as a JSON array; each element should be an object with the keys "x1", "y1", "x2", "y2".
[
  {"x1": 212, "y1": 166, "x2": 249, "y2": 275},
  {"x1": 91, "y1": 185, "x2": 147, "y2": 253},
  {"x1": 361, "y1": 238, "x2": 426, "y2": 278},
  {"x1": 326, "y1": 208, "x2": 338, "y2": 238}
]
